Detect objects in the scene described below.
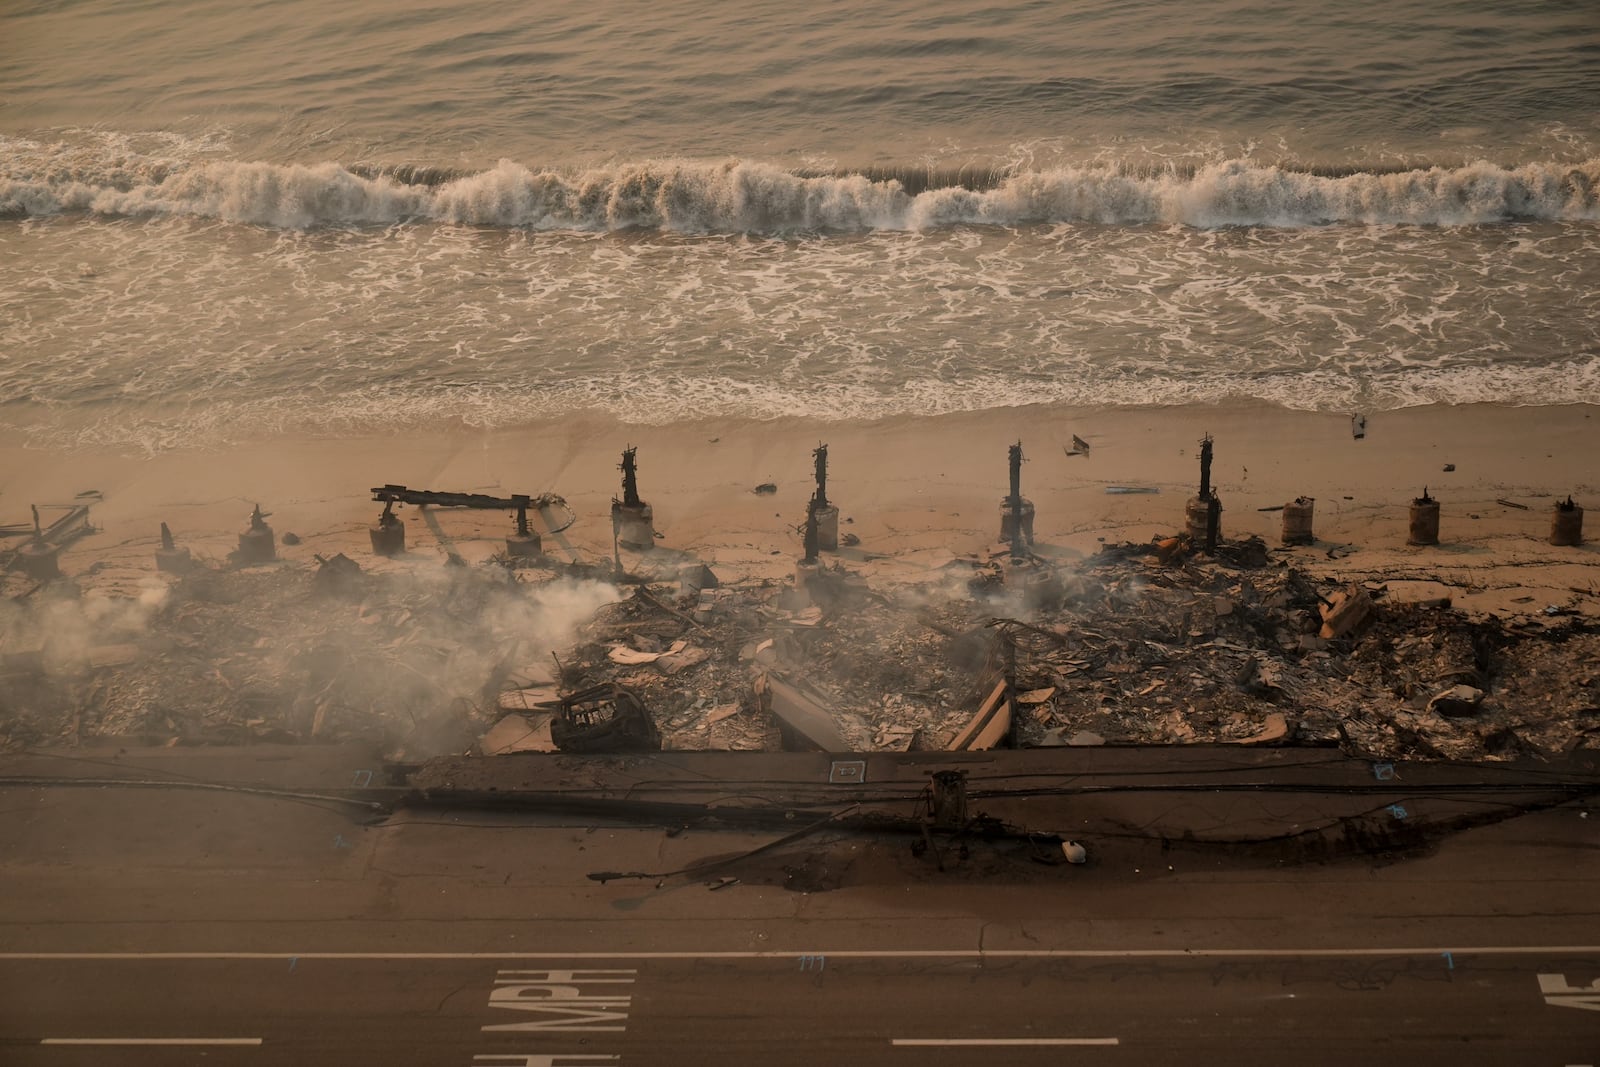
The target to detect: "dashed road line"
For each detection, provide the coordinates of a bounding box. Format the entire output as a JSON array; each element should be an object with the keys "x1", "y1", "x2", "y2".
[
  {"x1": 4, "y1": 946, "x2": 1599, "y2": 961},
  {"x1": 893, "y1": 1037, "x2": 1119, "y2": 1047},
  {"x1": 41, "y1": 1037, "x2": 263, "y2": 1046}
]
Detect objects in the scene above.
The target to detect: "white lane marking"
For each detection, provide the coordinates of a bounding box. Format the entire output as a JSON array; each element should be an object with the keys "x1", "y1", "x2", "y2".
[
  {"x1": 41, "y1": 1038, "x2": 262, "y2": 1046},
  {"x1": 893, "y1": 1038, "x2": 1119, "y2": 1047},
  {"x1": 3, "y1": 946, "x2": 1599, "y2": 961}
]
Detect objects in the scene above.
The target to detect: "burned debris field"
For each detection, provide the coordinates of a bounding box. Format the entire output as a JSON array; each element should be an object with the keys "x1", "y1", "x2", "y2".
[{"x1": 4, "y1": 516, "x2": 1597, "y2": 766}]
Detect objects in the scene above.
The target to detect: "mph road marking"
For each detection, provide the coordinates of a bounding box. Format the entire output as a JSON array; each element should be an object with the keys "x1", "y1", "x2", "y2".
[
  {"x1": 483, "y1": 969, "x2": 636, "y2": 1032},
  {"x1": 1538, "y1": 973, "x2": 1600, "y2": 1012},
  {"x1": 474, "y1": 968, "x2": 634, "y2": 1065}
]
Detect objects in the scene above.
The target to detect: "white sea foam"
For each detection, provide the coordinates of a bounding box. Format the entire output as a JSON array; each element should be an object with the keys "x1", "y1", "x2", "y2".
[
  {"x1": 5, "y1": 141, "x2": 1598, "y2": 232},
  {"x1": 5, "y1": 172, "x2": 1598, "y2": 453}
]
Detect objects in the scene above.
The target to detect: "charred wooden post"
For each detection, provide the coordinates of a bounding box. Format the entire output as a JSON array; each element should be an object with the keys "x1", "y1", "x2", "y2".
[
  {"x1": 155, "y1": 520, "x2": 194, "y2": 574},
  {"x1": 813, "y1": 443, "x2": 829, "y2": 510},
  {"x1": 997, "y1": 441, "x2": 1035, "y2": 550},
  {"x1": 808, "y1": 443, "x2": 840, "y2": 552},
  {"x1": 235, "y1": 503, "x2": 276, "y2": 564},
  {"x1": 791, "y1": 502, "x2": 822, "y2": 607},
  {"x1": 369, "y1": 499, "x2": 406, "y2": 557},
  {"x1": 611, "y1": 445, "x2": 656, "y2": 550},
  {"x1": 1186, "y1": 433, "x2": 1221, "y2": 553},
  {"x1": 620, "y1": 447, "x2": 642, "y2": 508}
]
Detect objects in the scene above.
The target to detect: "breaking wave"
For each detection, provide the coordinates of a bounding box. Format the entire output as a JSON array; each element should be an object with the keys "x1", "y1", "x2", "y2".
[{"x1": 4, "y1": 144, "x2": 1599, "y2": 231}]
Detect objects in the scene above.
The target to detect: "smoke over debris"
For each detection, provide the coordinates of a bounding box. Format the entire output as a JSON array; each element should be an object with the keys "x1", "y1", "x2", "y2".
[{"x1": 0, "y1": 561, "x2": 619, "y2": 757}]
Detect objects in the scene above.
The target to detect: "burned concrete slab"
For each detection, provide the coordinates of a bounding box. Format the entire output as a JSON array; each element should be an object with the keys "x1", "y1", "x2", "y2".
[{"x1": 759, "y1": 674, "x2": 849, "y2": 753}]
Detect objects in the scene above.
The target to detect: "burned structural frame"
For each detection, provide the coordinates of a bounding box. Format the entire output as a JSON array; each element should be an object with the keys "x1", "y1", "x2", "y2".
[{"x1": 369, "y1": 484, "x2": 556, "y2": 556}]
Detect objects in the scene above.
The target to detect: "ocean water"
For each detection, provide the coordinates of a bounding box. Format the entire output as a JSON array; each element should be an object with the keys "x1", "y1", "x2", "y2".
[{"x1": 3, "y1": 0, "x2": 1598, "y2": 452}]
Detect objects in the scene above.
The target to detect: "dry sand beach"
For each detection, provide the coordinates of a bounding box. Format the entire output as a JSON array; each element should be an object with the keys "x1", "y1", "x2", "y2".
[{"x1": 4, "y1": 401, "x2": 1596, "y2": 595}]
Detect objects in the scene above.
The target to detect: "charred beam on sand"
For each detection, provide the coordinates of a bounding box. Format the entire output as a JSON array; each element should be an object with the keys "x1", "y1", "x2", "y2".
[{"x1": 370, "y1": 484, "x2": 560, "y2": 557}]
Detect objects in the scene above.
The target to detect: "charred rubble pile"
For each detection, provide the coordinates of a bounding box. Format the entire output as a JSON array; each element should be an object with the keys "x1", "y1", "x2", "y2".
[
  {"x1": 536, "y1": 577, "x2": 991, "y2": 753},
  {"x1": 528, "y1": 536, "x2": 1600, "y2": 762},
  {"x1": 3, "y1": 528, "x2": 1598, "y2": 763}
]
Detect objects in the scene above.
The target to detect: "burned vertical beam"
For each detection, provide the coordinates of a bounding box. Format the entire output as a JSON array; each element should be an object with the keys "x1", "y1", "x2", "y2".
[
  {"x1": 506, "y1": 494, "x2": 541, "y2": 557},
  {"x1": 1008, "y1": 442, "x2": 1023, "y2": 511},
  {"x1": 619, "y1": 446, "x2": 642, "y2": 509},
  {"x1": 998, "y1": 441, "x2": 1035, "y2": 549},
  {"x1": 807, "y1": 443, "x2": 840, "y2": 552},
  {"x1": 812, "y1": 444, "x2": 829, "y2": 511},
  {"x1": 611, "y1": 445, "x2": 657, "y2": 550},
  {"x1": 1185, "y1": 434, "x2": 1221, "y2": 554}
]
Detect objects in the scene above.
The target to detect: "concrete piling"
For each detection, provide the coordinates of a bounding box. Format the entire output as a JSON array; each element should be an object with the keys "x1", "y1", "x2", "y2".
[
  {"x1": 369, "y1": 502, "x2": 406, "y2": 557},
  {"x1": 14, "y1": 541, "x2": 61, "y2": 581},
  {"x1": 1550, "y1": 497, "x2": 1584, "y2": 547},
  {"x1": 1408, "y1": 489, "x2": 1440, "y2": 545},
  {"x1": 1281, "y1": 497, "x2": 1315, "y2": 546},
  {"x1": 155, "y1": 521, "x2": 194, "y2": 573},
  {"x1": 236, "y1": 504, "x2": 276, "y2": 564}
]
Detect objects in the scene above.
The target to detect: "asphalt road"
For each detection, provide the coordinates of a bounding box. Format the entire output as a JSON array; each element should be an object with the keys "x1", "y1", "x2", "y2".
[
  {"x1": 4, "y1": 745, "x2": 1597, "y2": 1064},
  {"x1": 3, "y1": 951, "x2": 1598, "y2": 1066}
]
